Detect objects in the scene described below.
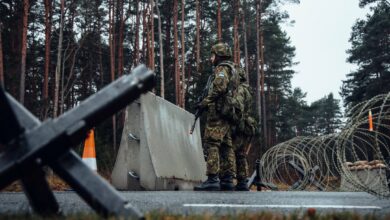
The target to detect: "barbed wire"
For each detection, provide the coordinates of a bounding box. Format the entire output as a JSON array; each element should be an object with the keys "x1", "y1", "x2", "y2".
[{"x1": 260, "y1": 92, "x2": 390, "y2": 198}]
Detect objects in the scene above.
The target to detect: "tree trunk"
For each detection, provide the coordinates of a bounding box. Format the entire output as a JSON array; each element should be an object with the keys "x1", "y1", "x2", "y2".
[
  {"x1": 98, "y1": 39, "x2": 104, "y2": 88},
  {"x1": 43, "y1": 0, "x2": 52, "y2": 119},
  {"x1": 233, "y1": 0, "x2": 239, "y2": 64},
  {"x1": 118, "y1": 0, "x2": 127, "y2": 128},
  {"x1": 150, "y1": 0, "x2": 155, "y2": 71},
  {"x1": 146, "y1": 6, "x2": 151, "y2": 68},
  {"x1": 164, "y1": 2, "x2": 172, "y2": 81},
  {"x1": 117, "y1": 0, "x2": 124, "y2": 77},
  {"x1": 255, "y1": 0, "x2": 262, "y2": 147},
  {"x1": 267, "y1": 84, "x2": 272, "y2": 146},
  {"x1": 144, "y1": 9, "x2": 152, "y2": 68},
  {"x1": 155, "y1": 0, "x2": 164, "y2": 98},
  {"x1": 242, "y1": 0, "x2": 249, "y2": 80},
  {"x1": 109, "y1": 0, "x2": 117, "y2": 151},
  {"x1": 59, "y1": 42, "x2": 69, "y2": 115},
  {"x1": 0, "y1": 23, "x2": 4, "y2": 88},
  {"x1": 134, "y1": 0, "x2": 140, "y2": 66},
  {"x1": 53, "y1": 0, "x2": 64, "y2": 117},
  {"x1": 217, "y1": 0, "x2": 222, "y2": 41},
  {"x1": 173, "y1": 0, "x2": 180, "y2": 105},
  {"x1": 259, "y1": 4, "x2": 267, "y2": 149},
  {"x1": 142, "y1": 6, "x2": 147, "y2": 63},
  {"x1": 43, "y1": 0, "x2": 52, "y2": 110},
  {"x1": 20, "y1": 0, "x2": 29, "y2": 105},
  {"x1": 181, "y1": 0, "x2": 185, "y2": 108},
  {"x1": 195, "y1": 0, "x2": 200, "y2": 73},
  {"x1": 109, "y1": 0, "x2": 116, "y2": 82},
  {"x1": 63, "y1": 36, "x2": 86, "y2": 103}
]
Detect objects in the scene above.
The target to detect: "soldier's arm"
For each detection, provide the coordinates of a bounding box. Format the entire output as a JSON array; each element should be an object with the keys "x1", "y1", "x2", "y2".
[{"x1": 200, "y1": 66, "x2": 229, "y2": 106}]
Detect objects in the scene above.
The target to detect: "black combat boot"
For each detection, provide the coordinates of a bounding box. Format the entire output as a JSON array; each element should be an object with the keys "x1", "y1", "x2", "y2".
[
  {"x1": 235, "y1": 178, "x2": 249, "y2": 191},
  {"x1": 220, "y1": 175, "x2": 234, "y2": 191},
  {"x1": 194, "y1": 174, "x2": 220, "y2": 191}
]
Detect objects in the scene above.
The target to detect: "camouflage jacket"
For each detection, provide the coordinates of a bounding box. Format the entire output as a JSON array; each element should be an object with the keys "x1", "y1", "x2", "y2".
[{"x1": 201, "y1": 62, "x2": 234, "y2": 107}]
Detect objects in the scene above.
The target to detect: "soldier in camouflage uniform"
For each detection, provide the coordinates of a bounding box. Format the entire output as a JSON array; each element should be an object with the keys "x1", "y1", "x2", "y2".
[
  {"x1": 194, "y1": 42, "x2": 237, "y2": 191},
  {"x1": 231, "y1": 68, "x2": 256, "y2": 191}
]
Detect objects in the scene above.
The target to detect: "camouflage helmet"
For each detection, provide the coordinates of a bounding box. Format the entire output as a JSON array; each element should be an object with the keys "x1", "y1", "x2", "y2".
[{"x1": 211, "y1": 42, "x2": 232, "y2": 58}]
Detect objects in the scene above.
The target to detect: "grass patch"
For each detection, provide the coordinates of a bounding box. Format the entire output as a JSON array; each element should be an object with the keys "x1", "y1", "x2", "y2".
[
  {"x1": 145, "y1": 212, "x2": 386, "y2": 220},
  {"x1": 1, "y1": 172, "x2": 112, "y2": 192}
]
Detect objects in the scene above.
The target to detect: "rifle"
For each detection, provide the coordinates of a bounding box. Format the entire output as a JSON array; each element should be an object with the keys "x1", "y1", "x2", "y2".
[
  {"x1": 189, "y1": 108, "x2": 203, "y2": 134},
  {"x1": 189, "y1": 74, "x2": 214, "y2": 135}
]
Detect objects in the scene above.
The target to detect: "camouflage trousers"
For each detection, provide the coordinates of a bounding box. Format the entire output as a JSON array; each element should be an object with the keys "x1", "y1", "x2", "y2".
[
  {"x1": 232, "y1": 132, "x2": 251, "y2": 180},
  {"x1": 203, "y1": 119, "x2": 236, "y2": 177}
]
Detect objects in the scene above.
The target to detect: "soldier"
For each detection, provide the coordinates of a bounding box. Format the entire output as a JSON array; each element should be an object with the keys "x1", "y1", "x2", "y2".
[
  {"x1": 194, "y1": 42, "x2": 237, "y2": 191},
  {"x1": 231, "y1": 67, "x2": 256, "y2": 191}
]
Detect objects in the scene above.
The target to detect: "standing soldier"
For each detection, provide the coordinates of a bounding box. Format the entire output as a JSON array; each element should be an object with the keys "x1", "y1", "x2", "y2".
[
  {"x1": 194, "y1": 42, "x2": 237, "y2": 191},
  {"x1": 232, "y1": 68, "x2": 257, "y2": 191}
]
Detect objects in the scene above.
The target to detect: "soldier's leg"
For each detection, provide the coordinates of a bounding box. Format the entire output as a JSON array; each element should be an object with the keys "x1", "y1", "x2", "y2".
[
  {"x1": 205, "y1": 142, "x2": 220, "y2": 175},
  {"x1": 219, "y1": 129, "x2": 236, "y2": 191},
  {"x1": 235, "y1": 135, "x2": 249, "y2": 191},
  {"x1": 236, "y1": 137, "x2": 249, "y2": 180},
  {"x1": 194, "y1": 141, "x2": 221, "y2": 191},
  {"x1": 194, "y1": 123, "x2": 226, "y2": 191}
]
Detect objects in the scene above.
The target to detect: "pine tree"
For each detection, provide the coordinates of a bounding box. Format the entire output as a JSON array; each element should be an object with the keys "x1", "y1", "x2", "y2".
[{"x1": 341, "y1": 0, "x2": 390, "y2": 110}]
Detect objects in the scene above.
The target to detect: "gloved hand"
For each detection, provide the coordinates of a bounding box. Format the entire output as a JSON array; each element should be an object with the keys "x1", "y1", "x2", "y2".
[{"x1": 196, "y1": 100, "x2": 208, "y2": 110}]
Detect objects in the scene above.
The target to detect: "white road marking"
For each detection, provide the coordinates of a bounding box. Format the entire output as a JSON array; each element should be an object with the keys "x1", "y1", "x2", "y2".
[{"x1": 183, "y1": 204, "x2": 382, "y2": 210}]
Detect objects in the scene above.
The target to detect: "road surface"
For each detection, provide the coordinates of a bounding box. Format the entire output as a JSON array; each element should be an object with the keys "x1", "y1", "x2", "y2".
[{"x1": 0, "y1": 191, "x2": 389, "y2": 216}]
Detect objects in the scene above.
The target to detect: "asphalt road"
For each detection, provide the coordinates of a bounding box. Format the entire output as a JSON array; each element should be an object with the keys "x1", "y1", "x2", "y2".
[{"x1": 0, "y1": 191, "x2": 389, "y2": 216}]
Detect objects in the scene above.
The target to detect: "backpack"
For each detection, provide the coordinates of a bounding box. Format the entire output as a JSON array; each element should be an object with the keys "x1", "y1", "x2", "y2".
[
  {"x1": 216, "y1": 62, "x2": 243, "y2": 126},
  {"x1": 217, "y1": 63, "x2": 257, "y2": 136},
  {"x1": 236, "y1": 83, "x2": 257, "y2": 136}
]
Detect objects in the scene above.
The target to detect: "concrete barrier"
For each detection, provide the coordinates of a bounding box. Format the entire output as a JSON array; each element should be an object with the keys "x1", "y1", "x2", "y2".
[
  {"x1": 340, "y1": 169, "x2": 389, "y2": 194},
  {"x1": 111, "y1": 92, "x2": 206, "y2": 190}
]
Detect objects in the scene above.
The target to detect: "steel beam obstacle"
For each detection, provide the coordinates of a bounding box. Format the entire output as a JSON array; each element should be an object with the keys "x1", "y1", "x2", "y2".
[
  {"x1": 247, "y1": 159, "x2": 278, "y2": 191},
  {"x1": 0, "y1": 65, "x2": 154, "y2": 219},
  {"x1": 287, "y1": 160, "x2": 324, "y2": 191}
]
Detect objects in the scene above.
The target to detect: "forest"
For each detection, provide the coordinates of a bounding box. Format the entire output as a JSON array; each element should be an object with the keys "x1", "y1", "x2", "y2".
[{"x1": 0, "y1": 0, "x2": 388, "y2": 172}]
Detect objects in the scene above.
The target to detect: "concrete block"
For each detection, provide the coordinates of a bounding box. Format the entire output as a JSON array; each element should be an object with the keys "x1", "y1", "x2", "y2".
[
  {"x1": 111, "y1": 92, "x2": 206, "y2": 190},
  {"x1": 340, "y1": 168, "x2": 389, "y2": 194}
]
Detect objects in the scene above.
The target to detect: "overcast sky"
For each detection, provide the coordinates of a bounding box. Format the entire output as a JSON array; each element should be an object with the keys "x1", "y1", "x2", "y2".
[{"x1": 281, "y1": 0, "x2": 370, "y2": 105}]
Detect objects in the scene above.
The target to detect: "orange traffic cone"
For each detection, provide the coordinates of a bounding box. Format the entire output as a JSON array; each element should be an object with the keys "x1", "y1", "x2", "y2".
[
  {"x1": 82, "y1": 129, "x2": 97, "y2": 171},
  {"x1": 368, "y1": 109, "x2": 373, "y2": 132}
]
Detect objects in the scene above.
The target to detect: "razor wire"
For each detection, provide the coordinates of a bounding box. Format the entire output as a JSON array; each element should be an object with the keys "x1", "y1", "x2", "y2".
[{"x1": 260, "y1": 92, "x2": 390, "y2": 198}]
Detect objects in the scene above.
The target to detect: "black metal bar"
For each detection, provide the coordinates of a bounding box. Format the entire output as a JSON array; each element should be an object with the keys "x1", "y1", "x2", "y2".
[
  {"x1": 255, "y1": 159, "x2": 262, "y2": 191},
  {"x1": 20, "y1": 165, "x2": 60, "y2": 215},
  {"x1": 288, "y1": 160, "x2": 305, "y2": 177},
  {"x1": 288, "y1": 160, "x2": 305, "y2": 190},
  {"x1": 247, "y1": 170, "x2": 257, "y2": 189},
  {"x1": 247, "y1": 159, "x2": 278, "y2": 191},
  {"x1": 309, "y1": 165, "x2": 324, "y2": 191},
  {"x1": 2, "y1": 91, "x2": 61, "y2": 215},
  {"x1": 5, "y1": 92, "x2": 41, "y2": 131},
  {"x1": 0, "y1": 139, "x2": 32, "y2": 189},
  {"x1": 0, "y1": 65, "x2": 155, "y2": 183},
  {"x1": 288, "y1": 160, "x2": 324, "y2": 191},
  {"x1": 51, "y1": 151, "x2": 143, "y2": 219},
  {"x1": 0, "y1": 65, "x2": 154, "y2": 219},
  {"x1": 0, "y1": 87, "x2": 23, "y2": 145}
]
